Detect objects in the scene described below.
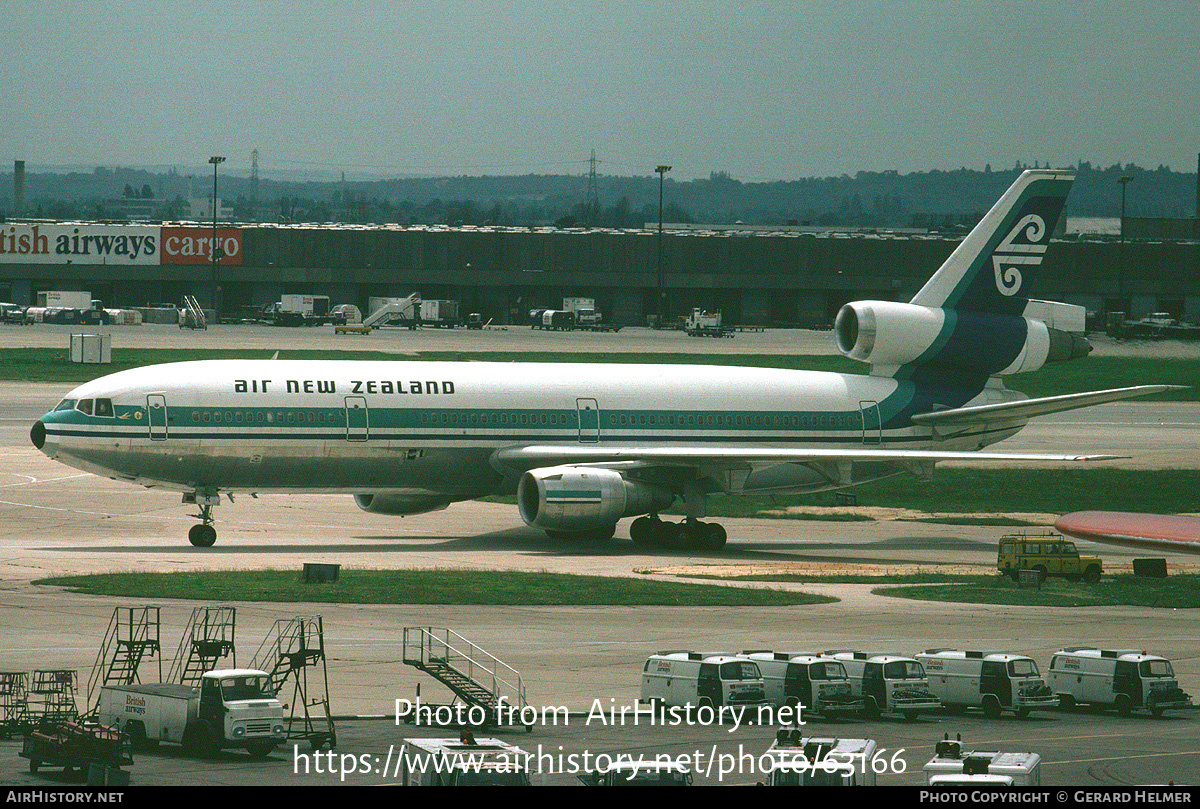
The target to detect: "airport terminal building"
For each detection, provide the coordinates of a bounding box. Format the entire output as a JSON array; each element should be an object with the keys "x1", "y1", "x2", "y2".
[{"x1": 1, "y1": 220, "x2": 1197, "y2": 325}]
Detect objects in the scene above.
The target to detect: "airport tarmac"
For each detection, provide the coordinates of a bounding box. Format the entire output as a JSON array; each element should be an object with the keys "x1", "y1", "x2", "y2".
[
  {"x1": 0, "y1": 322, "x2": 1197, "y2": 786},
  {"x1": 12, "y1": 318, "x2": 1200, "y2": 358}
]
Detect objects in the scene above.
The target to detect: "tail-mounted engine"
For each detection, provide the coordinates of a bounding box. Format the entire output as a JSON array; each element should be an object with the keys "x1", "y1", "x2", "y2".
[
  {"x1": 518, "y1": 466, "x2": 673, "y2": 532},
  {"x1": 835, "y1": 300, "x2": 1089, "y2": 377}
]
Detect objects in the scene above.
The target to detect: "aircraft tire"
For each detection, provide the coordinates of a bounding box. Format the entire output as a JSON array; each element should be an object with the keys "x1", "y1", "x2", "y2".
[
  {"x1": 188, "y1": 524, "x2": 217, "y2": 548},
  {"x1": 630, "y1": 516, "x2": 657, "y2": 545},
  {"x1": 653, "y1": 521, "x2": 683, "y2": 548},
  {"x1": 703, "y1": 523, "x2": 727, "y2": 550}
]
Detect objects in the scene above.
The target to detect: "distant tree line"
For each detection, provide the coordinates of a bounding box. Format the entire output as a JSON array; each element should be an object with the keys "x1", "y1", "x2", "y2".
[{"x1": 1, "y1": 161, "x2": 1195, "y2": 227}]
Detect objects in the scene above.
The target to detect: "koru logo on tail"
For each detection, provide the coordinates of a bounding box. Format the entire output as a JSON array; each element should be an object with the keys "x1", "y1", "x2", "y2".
[{"x1": 992, "y1": 214, "x2": 1047, "y2": 296}]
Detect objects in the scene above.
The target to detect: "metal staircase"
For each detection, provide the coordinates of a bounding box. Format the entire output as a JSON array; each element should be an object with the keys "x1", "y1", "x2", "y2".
[
  {"x1": 250, "y1": 616, "x2": 335, "y2": 750},
  {"x1": 168, "y1": 606, "x2": 236, "y2": 684},
  {"x1": 180, "y1": 295, "x2": 207, "y2": 330},
  {"x1": 0, "y1": 672, "x2": 28, "y2": 737},
  {"x1": 85, "y1": 607, "x2": 161, "y2": 711},
  {"x1": 28, "y1": 670, "x2": 78, "y2": 725},
  {"x1": 402, "y1": 627, "x2": 528, "y2": 726}
]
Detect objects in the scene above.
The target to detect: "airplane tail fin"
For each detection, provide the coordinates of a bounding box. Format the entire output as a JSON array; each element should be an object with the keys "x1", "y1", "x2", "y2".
[
  {"x1": 835, "y1": 169, "x2": 1088, "y2": 380},
  {"x1": 910, "y1": 169, "x2": 1074, "y2": 317}
]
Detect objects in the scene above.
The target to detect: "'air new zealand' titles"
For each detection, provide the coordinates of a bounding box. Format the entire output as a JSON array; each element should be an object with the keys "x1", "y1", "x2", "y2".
[{"x1": 31, "y1": 171, "x2": 1175, "y2": 549}]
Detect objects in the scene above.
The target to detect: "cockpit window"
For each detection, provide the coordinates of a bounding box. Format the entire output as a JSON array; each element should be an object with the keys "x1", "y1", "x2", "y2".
[
  {"x1": 75, "y1": 399, "x2": 93, "y2": 416},
  {"x1": 95, "y1": 398, "x2": 114, "y2": 417},
  {"x1": 54, "y1": 399, "x2": 76, "y2": 412}
]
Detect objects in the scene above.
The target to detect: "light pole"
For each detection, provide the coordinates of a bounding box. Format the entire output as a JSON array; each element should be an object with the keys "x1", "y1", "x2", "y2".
[
  {"x1": 1118, "y1": 175, "x2": 1133, "y2": 302},
  {"x1": 655, "y1": 165, "x2": 671, "y2": 327},
  {"x1": 209, "y1": 156, "x2": 226, "y2": 313}
]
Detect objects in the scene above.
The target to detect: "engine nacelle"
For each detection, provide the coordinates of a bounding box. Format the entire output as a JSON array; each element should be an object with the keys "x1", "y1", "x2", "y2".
[
  {"x1": 835, "y1": 300, "x2": 1088, "y2": 376},
  {"x1": 354, "y1": 493, "x2": 451, "y2": 516},
  {"x1": 517, "y1": 466, "x2": 673, "y2": 532}
]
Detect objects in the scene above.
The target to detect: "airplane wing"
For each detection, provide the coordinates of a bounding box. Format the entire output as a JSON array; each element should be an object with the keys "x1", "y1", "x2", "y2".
[
  {"x1": 910, "y1": 385, "x2": 1183, "y2": 427},
  {"x1": 492, "y1": 445, "x2": 1120, "y2": 474}
]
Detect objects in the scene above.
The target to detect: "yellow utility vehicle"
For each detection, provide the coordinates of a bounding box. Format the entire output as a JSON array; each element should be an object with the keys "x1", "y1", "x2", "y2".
[{"x1": 997, "y1": 533, "x2": 1102, "y2": 584}]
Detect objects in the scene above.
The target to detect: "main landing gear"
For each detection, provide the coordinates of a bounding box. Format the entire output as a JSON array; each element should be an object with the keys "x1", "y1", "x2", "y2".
[
  {"x1": 184, "y1": 491, "x2": 221, "y2": 547},
  {"x1": 629, "y1": 516, "x2": 727, "y2": 551}
]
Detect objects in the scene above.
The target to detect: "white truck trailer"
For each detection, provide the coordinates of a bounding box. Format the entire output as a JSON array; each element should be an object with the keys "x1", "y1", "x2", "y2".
[
  {"x1": 1048, "y1": 647, "x2": 1192, "y2": 716},
  {"x1": 266, "y1": 294, "x2": 337, "y2": 326},
  {"x1": 759, "y1": 731, "x2": 879, "y2": 786},
  {"x1": 640, "y1": 651, "x2": 768, "y2": 715},
  {"x1": 685, "y1": 308, "x2": 730, "y2": 337},
  {"x1": 97, "y1": 668, "x2": 286, "y2": 758},
  {"x1": 916, "y1": 649, "x2": 1057, "y2": 718},
  {"x1": 418, "y1": 299, "x2": 460, "y2": 327},
  {"x1": 560, "y1": 297, "x2": 620, "y2": 331},
  {"x1": 824, "y1": 650, "x2": 941, "y2": 719},
  {"x1": 400, "y1": 736, "x2": 530, "y2": 786},
  {"x1": 36, "y1": 290, "x2": 95, "y2": 310},
  {"x1": 923, "y1": 734, "x2": 1041, "y2": 786}
]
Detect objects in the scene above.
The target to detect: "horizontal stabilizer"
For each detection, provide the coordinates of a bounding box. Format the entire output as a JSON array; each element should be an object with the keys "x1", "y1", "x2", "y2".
[
  {"x1": 1056, "y1": 511, "x2": 1200, "y2": 554},
  {"x1": 910, "y1": 385, "x2": 1184, "y2": 427}
]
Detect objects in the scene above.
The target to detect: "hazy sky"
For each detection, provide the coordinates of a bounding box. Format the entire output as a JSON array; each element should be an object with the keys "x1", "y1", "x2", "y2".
[{"x1": 4, "y1": 0, "x2": 1198, "y2": 181}]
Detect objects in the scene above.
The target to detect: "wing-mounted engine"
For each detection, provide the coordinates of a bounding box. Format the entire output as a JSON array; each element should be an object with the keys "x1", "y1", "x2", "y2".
[
  {"x1": 835, "y1": 300, "x2": 1089, "y2": 378},
  {"x1": 517, "y1": 466, "x2": 673, "y2": 532},
  {"x1": 354, "y1": 493, "x2": 451, "y2": 515}
]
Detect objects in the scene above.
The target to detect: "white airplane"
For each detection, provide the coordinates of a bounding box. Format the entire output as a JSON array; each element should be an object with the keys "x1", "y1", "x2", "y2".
[{"x1": 30, "y1": 170, "x2": 1173, "y2": 548}]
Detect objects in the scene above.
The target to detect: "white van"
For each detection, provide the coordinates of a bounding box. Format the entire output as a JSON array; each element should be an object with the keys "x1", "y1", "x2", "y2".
[
  {"x1": 782, "y1": 654, "x2": 861, "y2": 718},
  {"x1": 1048, "y1": 647, "x2": 1192, "y2": 716},
  {"x1": 824, "y1": 650, "x2": 941, "y2": 720},
  {"x1": 640, "y1": 651, "x2": 767, "y2": 713},
  {"x1": 737, "y1": 651, "x2": 859, "y2": 718},
  {"x1": 915, "y1": 649, "x2": 1057, "y2": 718}
]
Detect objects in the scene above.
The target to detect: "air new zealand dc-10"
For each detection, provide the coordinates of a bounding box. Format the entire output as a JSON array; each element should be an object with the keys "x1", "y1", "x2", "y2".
[{"x1": 30, "y1": 171, "x2": 1173, "y2": 548}]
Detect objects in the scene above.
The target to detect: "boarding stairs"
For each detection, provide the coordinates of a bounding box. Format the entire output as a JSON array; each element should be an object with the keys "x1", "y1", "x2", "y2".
[
  {"x1": 0, "y1": 672, "x2": 29, "y2": 736},
  {"x1": 250, "y1": 616, "x2": 336, "y2": 750},
  {"x1": 28, "y1": 670, "x2": 79, "y2": 725},
  {"x1": 361, "y1": 293, "x2": 419, "y2": 329},
  {"x1": 402, "y1": 627, "x2": 528, "y2": 727},
  {"x1": 168, "y1": 606, "x2": 236, "y2": 685},
  {"x1": 180, "y1": 295, "x2": 207, "y2": 330},
  {"x1": 85, "y1": 607, "x2": 161, "y2": 712}
]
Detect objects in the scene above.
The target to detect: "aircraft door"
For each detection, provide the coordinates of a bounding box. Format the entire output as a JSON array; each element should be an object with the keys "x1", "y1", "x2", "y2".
[
  {"x1": 576, "y1": 398, "x2": 600, "y2": 443},
  {"x1": 147, "y1": 394, "x2": 168, "y2": 441},
  {"x1": 345, "y1": 396, "x2": 369, "y2": 441},
  {"x1": 859, "y1": 401, "x2": 881, "y2": 445}
]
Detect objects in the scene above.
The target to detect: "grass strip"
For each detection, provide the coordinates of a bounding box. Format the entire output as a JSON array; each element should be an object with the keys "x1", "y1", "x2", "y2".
[
  {"x1": 33, "y1": 568, "x2": 833, "y2": 606},
  {"x1": 875, "y1": 573, "x2": 1200, "y2": 608},
  {"x1": 693, "y1": 468, "x2": 1200, "y2": 516}
]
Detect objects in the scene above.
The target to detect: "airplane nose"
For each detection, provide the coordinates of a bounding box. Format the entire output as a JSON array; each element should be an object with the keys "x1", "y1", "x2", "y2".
[{"x1": 30, "y1": 419, "x2": 46, "y2": 450}]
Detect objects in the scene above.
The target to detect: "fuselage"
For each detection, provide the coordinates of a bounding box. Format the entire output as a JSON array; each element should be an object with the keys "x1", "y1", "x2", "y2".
[{"x1": 31, "y1": 359, "x2": 1024, "y2": 502}]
